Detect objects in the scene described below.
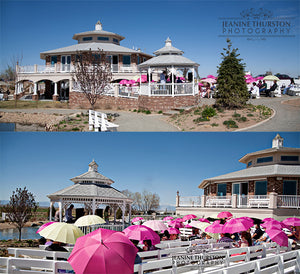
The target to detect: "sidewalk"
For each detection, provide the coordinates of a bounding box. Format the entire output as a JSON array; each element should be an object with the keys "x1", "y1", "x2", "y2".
[{"x1": 0, "y1": 95, "x2": 299, "y2": 131}]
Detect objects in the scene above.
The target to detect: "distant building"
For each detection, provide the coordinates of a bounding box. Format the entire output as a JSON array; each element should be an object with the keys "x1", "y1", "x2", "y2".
[{"x1": 176, "y1": 134, "x2": 300, "y2": 220}]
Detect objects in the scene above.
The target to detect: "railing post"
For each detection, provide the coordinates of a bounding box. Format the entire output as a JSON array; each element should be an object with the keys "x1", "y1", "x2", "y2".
[
  {"x1": 269, "y1": 192, "x2": 278, "y2": 209},
  {"x1": 176, "y1": 191, "x2": 180, "y2": 207},
  {"x1": 232, "y1": 194, "x2": 237, "y2": 208},
  {"x1": 201, "y1": 195, "x2": 206, "y2": 208},
  {"x1": 34, "y1": 64, "x2": 37, "y2": 73}
]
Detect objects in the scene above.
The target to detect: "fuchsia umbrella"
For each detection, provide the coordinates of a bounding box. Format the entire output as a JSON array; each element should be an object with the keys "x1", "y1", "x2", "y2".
[
  {"x1": 182, "y1": 214, "x2": 197, "y2": 222},
  {"x1": 185, "y1": 223, "x2": 193, "y2": 228},
  {"x1": 131, "y1": 217, "x2": 144, "y2": 223},
  {"x1": 36, "y1": 222, "x2": 55, "y2": 234},
  {"x1": 167, "y1": 227, "x2": 180, "y2": 235},
  {"x1": 119, "y1": 79, "x2": 128, "y2": 85},
  {"x1": 205, "y1": 220, "x2": 224, "y2": 233},
  {"x1": 123, "y1": 225, "x2": 160, "y2": 245},
  {"x1": 262, "y1": 219, "x2": 289, "y2": 230},
  {"x1": 222, "y1": 217, "x2": 253, "y2": 234},
  {"x1": 282, "y1": 217, "x2": 300, "y2": 227},
  {"x1": 68, "y1": 228, "x2": 137, "y2": 274},
  {"x1": 265, "y1": 228, "x2": 289, "y2": 247},
  {"x1": 163, "y1": 216, "x2": 174, "y2": 221},
  {"x1": 198, "y1": 218, "x2": 210, "y2": 223},
  {"x1": 217, "y1": 211, "x2": 233, "y2": 219},
  {"x1": 168, "y1": 220, "x2": 184, "y2": 229},
  {"x1": 143, "y1": 220, "x2": 168, "y2": 232}
]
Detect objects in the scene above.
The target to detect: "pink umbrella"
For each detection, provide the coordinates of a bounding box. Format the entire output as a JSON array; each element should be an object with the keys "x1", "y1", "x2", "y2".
[
  {"x1": 143, "y1": 220, "x2": 167, "y2": 231},
  {"x1": 217, "y1": 211, "x2": 233, "y2": 219},
  {"x1": 119, "y1": 79, "x2": 128, "y2": 85},
  {"x1": 198, "y1": 218, "x2": 210, "y2": 223},
  {"x1": 282, "y1": 217, "x2": 300, "y2": 227},
  {"x1": 265, "y1": 228, "x2": 288, "y2": 247},
  {"x1": 168, "y1": 220, "x2": 184, "y2": 229},
  {"x1": 205, "y1": 220, "x2": 224, "y2": 233},
  {"x1": 206, "y1": 75, "x2": 217, "y2": 79},
  {"x1": 68, "y1": 228, "x2": 137, "y2": 274},
  {"x1": 123, "y1": 225, "x2": 160, "y2": 245},
  {"x1": 137, "y1": 75, "x2": 148, "y2": 83},
  {"x1": 167, "y1": 227, "x2": 180, "y2": 235},
  {"x1": 163, "y1": 216, "x2": 174, "y2": 221},
  {"x1": 36, "y1": 222, "x2": 55, "y2": 234},
  {"x1": 262, "y1": 217, "x2": 276, "y2": 223},
  {"x1": 262, "y1": 219, "x2": 289, "y2": 229},
  {"x1": 182, "y1": 214, "x2": 197, "y2": 222},
  {"x1": 222, "y1": 217, "x2": 253, "y2": 234},
  {"x1": 131, "y1": 217, "x2": 144, "y2": 223},
  {"x1": 175, "y1": 218, "x2": 183, "y2": 222},
  {"x1": 185, "y1": 224, "x2": 193, "y2": 228},
  {"x1": 201, "y1": 78, "x2": 216, "y2": 84},
  {"x1": 127, "y1": 79, "x2": 136, "y2": 86}
]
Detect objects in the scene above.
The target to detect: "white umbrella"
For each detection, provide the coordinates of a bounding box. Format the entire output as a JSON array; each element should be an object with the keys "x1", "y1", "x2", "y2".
[
  {"x1": 143, "y1": 220, "x2": 168, "y2": 231},
  {"x1": 200, "y1": 78, "x2": 216, "y2": 84},
  {"x1": 74, "y1": 215, "x2": 106, "y2": 227},
  {"x1": 263, "y1": 75, "x2": 280, "y2": 81}
]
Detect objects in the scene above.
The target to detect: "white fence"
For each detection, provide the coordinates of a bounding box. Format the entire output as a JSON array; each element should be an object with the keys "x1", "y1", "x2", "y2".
[
  {"x1": 206, "y1": 196, "x2": 232, "y2": 208},
  {"x1": 180, "y1": 196, "x2": 202, "y2": 207},
  {"x1": 88, "y1": 110, "x2": 119, "y2": 132},
  {"x1": 278, "y1": 195, "x2": 300, "y2": 208}
]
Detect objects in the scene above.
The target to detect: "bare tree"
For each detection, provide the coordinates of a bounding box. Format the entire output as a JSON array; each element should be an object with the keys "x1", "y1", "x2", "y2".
[
  {"x1": 4, "y1": 187, "x2": 38, "y2": 241},
  {"x1": 72, "y1": 49, "x2": 112, "y2": 110},
  {"x1": 122, "y1": 189, "x2": 160, "y2": 213}
]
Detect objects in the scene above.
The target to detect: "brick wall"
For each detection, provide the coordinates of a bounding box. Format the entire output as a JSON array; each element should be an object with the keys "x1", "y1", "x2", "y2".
[{"x1": 69, "y1": 92, "x2": 199, "y2": 111}]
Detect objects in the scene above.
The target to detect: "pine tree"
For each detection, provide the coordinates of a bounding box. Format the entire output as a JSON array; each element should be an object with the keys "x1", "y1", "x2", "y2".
[{"x1": 215, "y1": 39, "x2": 248, "y2": 109}]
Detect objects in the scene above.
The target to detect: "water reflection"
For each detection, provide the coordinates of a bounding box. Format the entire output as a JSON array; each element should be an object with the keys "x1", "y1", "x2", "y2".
[{"x1": 0, "y1": 227, "x2": 40, "y2": 240}]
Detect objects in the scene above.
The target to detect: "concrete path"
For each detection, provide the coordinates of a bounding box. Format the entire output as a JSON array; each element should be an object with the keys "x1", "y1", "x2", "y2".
[{"x1": 0, "y1": 95, "x2": 299, "y2": 131}]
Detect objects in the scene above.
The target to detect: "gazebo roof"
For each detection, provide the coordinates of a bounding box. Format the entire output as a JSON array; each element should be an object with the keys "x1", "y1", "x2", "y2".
[
  {"x1": 198, "y1": 164, "x2": 300, "y2": 189},
  {"x1": 138, "y1": 37, "x2": 199, "y2": 68}
]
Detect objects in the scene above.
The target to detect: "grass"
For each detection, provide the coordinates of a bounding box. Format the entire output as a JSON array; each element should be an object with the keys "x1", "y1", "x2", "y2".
[{"x1": 0, "y1": 100, "x2": 69, "y2": 109}]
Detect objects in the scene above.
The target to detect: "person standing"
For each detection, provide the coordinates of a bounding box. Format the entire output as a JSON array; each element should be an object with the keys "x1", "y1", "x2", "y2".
[{"x1": 65, "y1": 204, "x2": 74, "y2": 223}]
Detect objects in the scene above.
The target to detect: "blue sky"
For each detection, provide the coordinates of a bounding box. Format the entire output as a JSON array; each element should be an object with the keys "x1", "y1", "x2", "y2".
[
  {"x1": 1, "y1": 0, "x2": 299, "y2": 77},
  {"x1": 0, "y1": 132, "x2": 299, "y2": 206}
]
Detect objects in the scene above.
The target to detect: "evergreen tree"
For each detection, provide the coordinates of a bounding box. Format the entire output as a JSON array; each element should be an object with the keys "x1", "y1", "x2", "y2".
[{"x1": 215, "y1": 39, "x2": 248, "y2": 109}]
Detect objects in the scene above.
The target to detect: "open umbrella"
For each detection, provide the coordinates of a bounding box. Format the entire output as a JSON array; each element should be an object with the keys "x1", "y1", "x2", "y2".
[
  {"x1": 38, "y1": 222, "x2": 84, "y2": 244},
  {"x1": 205, "y1": 220, "x2": 224, "y2": 233},
  {"x1": 191, "y1": 221, "x2": 219, "y2": 240},
  {"x1": 163, "y1": 216, "x2": 174, "y2": 221},
  {"x1": 131, "y1": 217, "x2": 144, "y2": 223},
  {"x1": 282, "y1": 217, "x2": 300, "y2": 227},
  {"x1": 265, "y1": 228, "x2": 288, "y2": 247},
  {"x1": 263, "y1": 75, "x2": 280, "y2": 81},
  {"x1": 74, "y1": 215, "x2": 106, "y2": 227},
  {"x1": 200, "y1": 78, "x2": 216, "y2": 84},
  {"x1": 167, "y1": 227, "x2": 180, "y2": 235},
  {"x1": 143, "y1": 220, "x2": 167, "y2": 231},
  {"x1": 123, "y1": 225, "x2": 160, "y2": 245},
  {"x1": 182, "y1": 214, "x2": 197, "y2": 222},
  {"x1": 68, "y1": 228, "x2": 138, "y2": 274},
  {"x1": 198, "y1": 218, "x2": 210, "y2": 223},
  {"x1": 217, "y1": 211, "x2": 233, "y2": 219},
  {"x1": 168, "y1": 220, "x2": 184, "y2": 229},
  {"x1": 262, "y1": 219, "x2": 289, "y2": 230},
  {"x1": 36, "y1": 222, "x2": 55, "y2": 234},
  {"x1": 222, "y1": 217, "x2": 253, "y2": 234}
]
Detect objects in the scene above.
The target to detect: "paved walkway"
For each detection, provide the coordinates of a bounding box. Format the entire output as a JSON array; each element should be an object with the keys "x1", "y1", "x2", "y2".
[{"x1": 0, "y1": 95, "x2": 299, "y2": 131}]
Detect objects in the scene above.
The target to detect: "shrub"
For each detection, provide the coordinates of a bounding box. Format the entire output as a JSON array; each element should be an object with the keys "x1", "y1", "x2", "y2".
[
  {"x1": 145, "y1": 110, "x2": 151, "y2": 115},
  {"x1": 201, "y1": 106, "x2": 217, "y2": 118},
  {"x1": 233, "y1": 112, "x2": 241, "y2": 118},
  {"x1": 211, "y1": 123, "x2": 219, "y2": 127},
  {"x1": 223, "y1": 119, "x2": 238, "y2": 129},
  {"x1": 193, "y1": 117, "x2": 210, "y2": 123},
  {"x1": 238, "y1": 116, "x2": 247, "y2": 122},
  {"x1": 72, "y1": 127, "x2": 80, "y2": 131},
  {"x1": 179, "y1": 109, "x2": 185, "y2": 113},
  {"x1": 158, "y1": 110, "x2": 163, "y2": 114},
  {"x1": 193, "y1": 107, "x2": 202, "y2": 115}
]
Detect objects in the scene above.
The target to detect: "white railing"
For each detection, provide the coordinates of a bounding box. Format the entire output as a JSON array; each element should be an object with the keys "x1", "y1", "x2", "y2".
[
  {"x1": 180, "y1": 196, "x2": 202, "y2": 207},
  {"x1": 277, "y1": 195, "x2": 300, "y2": 208},
  {"x1": 18, "y1": 64, "x2": 74, "y2": 74},
  {"x1": 78, "y1": 223, "x2": 125, "y2": 234},
  {"x1": 88, "y1": 109, "x2": 119, "y2": 132},
  {"x1": 248, "y1": 195, "x2": 270, "y2": 208},
  {"x1": 18, "y1": 65, "x2": 35, "y2": 73},
  {"x1": 118, "y1": 85, "x2": 139, "y2": 98},
  {"x1": 206, "y1": 196, "x2": 232, "y2": 207}
]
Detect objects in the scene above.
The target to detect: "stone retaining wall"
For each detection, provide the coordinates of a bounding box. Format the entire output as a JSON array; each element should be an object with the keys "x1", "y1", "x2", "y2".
[{"x1": 69, "y1": 92, "x2": 199, "y2": 111}]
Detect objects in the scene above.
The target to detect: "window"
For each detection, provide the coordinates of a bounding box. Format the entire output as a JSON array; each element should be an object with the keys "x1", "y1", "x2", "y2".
[
  {"x1": 137, "y1": 56, "x2": 141, "y2": 65},
  {"x1": 281, "y1": 156, "x2": 299, "y2": 162},
  {"x1": 97, "y1": 37, "x2": 109, "y2": 41},
  {"x1": 255, "y1": 181, "x2": 267, "y2": 195},
  {"x1": 123, "y1": 55, "x2": 131, "y2": 66},
  {"x1": 283, "y1": 180, "x2": 297, "y2": 195},
  {"x1": 257, "y1": 156, "x2": 273, "y2": 164},
  {"x1": 113, "y1": 38, "x2": 118, "y2": 43},
  {"x1": 83, "y1": 37, "x2": 93, "y2": 41},
  {"x1": 233, "y1": 183, "x2": 240, "y2": 195},
  {"x1": 92, "y1": 54, "x2": 101, "y2": 64},
  {"x1": 247, "y1": 161, "x2": 252, "y2": 167},
  {"x1": 217, "y1": 184, "x2": 227, "y2": 196},
  {"x1": 51, "y1": 56, "x2": 57, "y2": 66}
]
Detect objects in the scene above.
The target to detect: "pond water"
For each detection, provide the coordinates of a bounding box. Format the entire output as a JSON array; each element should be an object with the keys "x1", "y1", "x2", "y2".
[
  {"x1": 0, "y1": 123, "x2": 15, "y2": 131},
  {"x1": 0, "y1": 226, "x2": 40, "y2": 240}
]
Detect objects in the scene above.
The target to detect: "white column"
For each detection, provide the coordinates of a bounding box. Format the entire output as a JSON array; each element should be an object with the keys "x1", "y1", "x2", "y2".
[
  {"x1": 121, "y1": 201, "x2": 125, "y2": 225},
  {"x1": 192, "y1": 67, "x2": 195, "y2": 95},
  {"x1": 59, "y1": 201, "x2": 62, "y2": 222},
  {"x1": 148, "y1": 67, "x2": 151, "y2": 97},
  {"x1": 172, "y1": 66, "x2": 174, "y2": 97},
  {"x1": 33, "y1": 82, "x2": 37, "y2": 95},
  {"x1": 128, "y1": 204, "x2": 132, "y2": 224},
  {"x1": 54, "y1": 82, "x2": 58, "y2": 96},
  {"x1": 92, "y1": 199, "x2": 96, "y2": 215},
  {"x1": 49, "y1": 201, "x2": 54, "y2": 221}
]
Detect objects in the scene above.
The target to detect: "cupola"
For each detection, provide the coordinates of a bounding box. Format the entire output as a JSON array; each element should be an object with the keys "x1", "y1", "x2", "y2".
[{"x1": 272, "y1": 134, "x2": 284, "y2": 149}]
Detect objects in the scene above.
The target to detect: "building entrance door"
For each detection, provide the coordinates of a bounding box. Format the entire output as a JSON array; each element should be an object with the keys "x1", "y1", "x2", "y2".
[
  {"x1": 233, "y1": 182, "x2": 248, "y2": 207},
  {"x1": 61, "y1": 56, "x2": 71, "y2": 72},
  {"x1": 112, "y1": 55, "x2": 118, "y2": 72}
]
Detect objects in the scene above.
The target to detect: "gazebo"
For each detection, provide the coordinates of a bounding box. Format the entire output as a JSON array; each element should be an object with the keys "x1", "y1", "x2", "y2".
[
  {"x1": 47, "y1": 160, "x2": 133, "y2": 226},
  {"x1": 138, "y1": 37, "x2": 200, "y2": 96}
]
